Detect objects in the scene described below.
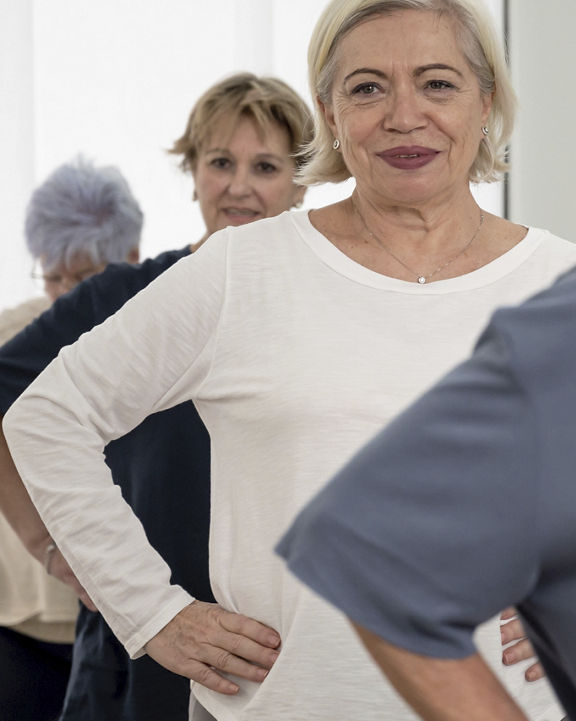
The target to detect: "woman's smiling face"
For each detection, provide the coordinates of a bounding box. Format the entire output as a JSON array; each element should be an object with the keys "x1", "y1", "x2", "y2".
[
  {"x1": 193, "y1": 115, "x2": 305, "y2": 236},
  {"x1": 323, "y1": 9, "x2": 492, "y2": 207}
]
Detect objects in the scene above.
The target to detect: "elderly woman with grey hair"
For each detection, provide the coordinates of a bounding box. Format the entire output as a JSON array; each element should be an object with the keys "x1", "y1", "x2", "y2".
[
  {"x1": 26, "y1": 157, "x2": 142, "y2": 303},
  {"x1": 0, "y1": 156, "x2": 142, "y2": 721},
  {"x1": 0, "y1": 157, "x2": 142, "y2": 340},
  {"x1": 2, "y1": 1, "x2": 575, "y2": 720}
]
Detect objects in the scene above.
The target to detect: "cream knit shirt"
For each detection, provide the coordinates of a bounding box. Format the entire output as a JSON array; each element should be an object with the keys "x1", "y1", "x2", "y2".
[{"x1": 6, "y1": 211, "x2": 576, "y2": 717}]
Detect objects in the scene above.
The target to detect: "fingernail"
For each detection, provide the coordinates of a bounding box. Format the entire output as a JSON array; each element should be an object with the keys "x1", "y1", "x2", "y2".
[
  {"x1": 268, "y1": 634, "x2": 280, "y2": 647},
  {"x1": 503, "y1": 650, "x2": 515, "y2": 665},
  {"x1": 526, "y1": 670, "x2": 538, "y2": 682}
]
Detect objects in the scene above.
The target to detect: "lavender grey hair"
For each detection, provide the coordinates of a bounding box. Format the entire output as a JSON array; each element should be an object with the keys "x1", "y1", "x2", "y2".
[
  {"x1": 25, "y1": 157, "x2": 143, "y2": 272},
  {"x1": 299, "y1": 0, "x2": 516, "y2": 185}
]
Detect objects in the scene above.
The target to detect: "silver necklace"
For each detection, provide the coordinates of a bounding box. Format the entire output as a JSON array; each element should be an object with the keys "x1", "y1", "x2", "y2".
[{"x1": 353, "y1": 200, "x2": 485, "y2": 284}]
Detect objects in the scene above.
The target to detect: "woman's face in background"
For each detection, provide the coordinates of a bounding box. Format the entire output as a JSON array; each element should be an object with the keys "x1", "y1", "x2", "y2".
[
  {"x1": 39, "y1": 252, "x2": 107, "y2": 303},
  {"x1": 193, "y1": 115, "x2": 305, "y2": 236}
]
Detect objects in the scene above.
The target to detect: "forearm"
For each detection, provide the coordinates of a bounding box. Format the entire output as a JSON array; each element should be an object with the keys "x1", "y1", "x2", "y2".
[
  {"x1": 1, "y1": 410, "x2": 189, "y2": 631},
  {"x1": 0, "y1": 416, "x2": 51, "y2": 560},
  {"x1": 3, "y1": 389, "x2": 194, "y2": 656},
  {"x1": 1, "y1": 269, "x2": 211, "y2": 654},
  {"x1": 352, "y1": 622, "x2": 529, "y2": 721}
]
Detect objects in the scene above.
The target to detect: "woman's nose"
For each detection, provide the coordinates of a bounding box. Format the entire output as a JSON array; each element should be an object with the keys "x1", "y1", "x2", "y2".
[
  {"x1": 383, "y1": 87, "x2": 426, "y2": 134},
  {"x1": 228, "y1": 167, "x2": 252, "y2": 197}
]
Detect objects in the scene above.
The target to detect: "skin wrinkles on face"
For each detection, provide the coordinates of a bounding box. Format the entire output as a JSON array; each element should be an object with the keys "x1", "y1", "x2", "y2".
[
  {"x1": 193, "y1": 116, "x2": 305, "y2": 238},
  {"x1": 323, "y1": 10, "x2": 492, "y2": 212},
  {"x1": 343, "y1": 63, "x2": 466, "y2": 85}
]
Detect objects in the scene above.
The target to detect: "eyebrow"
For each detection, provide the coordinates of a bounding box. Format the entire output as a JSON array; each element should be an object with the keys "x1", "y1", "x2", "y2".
[
  {"x1": 204, "y1": 147, "x2": 233, "y2": 155},
  {"x1": 343, "y1": 63, "x2": 464, "y2": 83},
  {"x1": 343, "y1": 68, "x2": 387, "y2": 83},
  {"x1": 204, "y1": 148, "x2": 285, "y2": 162},
  {"x1": 415, "y1": 63, "x2": 464, "y2": 78}
]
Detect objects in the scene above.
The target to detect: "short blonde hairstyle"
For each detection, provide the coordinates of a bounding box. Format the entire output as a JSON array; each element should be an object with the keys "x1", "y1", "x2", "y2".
[
  {"x1": 171, "y1": 73, "x2": 313, "y2": 174},
  {"x1": 300, "y1": 0, "x2": 516, "y2": 185}
]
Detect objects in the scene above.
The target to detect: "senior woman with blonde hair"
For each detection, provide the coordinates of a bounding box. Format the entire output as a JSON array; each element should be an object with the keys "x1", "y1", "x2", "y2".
[{"x1": 3, "y1": 1, "x2": 575, "y2": 720}]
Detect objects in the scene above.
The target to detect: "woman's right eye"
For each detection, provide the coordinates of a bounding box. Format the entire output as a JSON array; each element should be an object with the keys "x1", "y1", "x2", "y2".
[
  {"x1": 351, "y1": 82, "x2": 380, "y2": 96},
  {"x1": 210, "y1": 157, "x2": 231, "y2": 169}
]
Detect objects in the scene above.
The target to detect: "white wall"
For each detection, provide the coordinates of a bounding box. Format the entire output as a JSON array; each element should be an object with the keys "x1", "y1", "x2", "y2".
[
  {"x1": 0, "y1": 0, "x2": 350, "y2": 311},
  {"x1": 0, "y1": 0, "x2": 505, "y2": 311},
  {"x1": 0, "y1": 0, "x2": 37, "y2": 305},
  {"x1": 508, "y1": 0, "x2": 576, "y2": 241}
]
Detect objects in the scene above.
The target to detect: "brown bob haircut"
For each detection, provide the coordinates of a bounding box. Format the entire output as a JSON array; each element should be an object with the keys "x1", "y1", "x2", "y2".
[{"x1": 171, "y1": 72, "x2": 314, "y2": 175}]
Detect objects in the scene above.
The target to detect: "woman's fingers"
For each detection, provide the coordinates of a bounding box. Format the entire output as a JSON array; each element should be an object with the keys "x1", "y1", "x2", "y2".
[
  {"x1": 500, "y1": 606, "x2": 518, "y2": 622},
  {"x1": 220, "y1": 607, "x2": 281, "y2": 650},
  {"x1": 500, "y1": 617, "x2": 525, "y2": 645},
  {"x1": 145, "y1": 601, "x2": 281, "y2": 694},
  {"x1": 502, "y1": 637, "x2": 534, "y2": 665},
  {"x1": 524, "y1": 661, "x2": 545, "y2": 682},
  {"x1": 503, "y1": 639, "x2": 545, "y2": 681},
  {"x1": 500, "y1": 609, "x2": 546, "y2": 681}
]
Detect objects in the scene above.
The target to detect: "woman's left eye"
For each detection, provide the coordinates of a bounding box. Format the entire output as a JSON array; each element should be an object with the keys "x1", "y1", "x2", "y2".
[
  {"x1": 426, "y1": 80, "x2": 455, "y2": 91},
  {"x1": 256, "y1": 162, "x2": 278, "y2": 174}
]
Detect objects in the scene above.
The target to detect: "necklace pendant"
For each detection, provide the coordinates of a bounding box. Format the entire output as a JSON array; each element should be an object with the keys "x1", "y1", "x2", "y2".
[{"x1": 417, "y1": 276, "x2": 426, "y2": 284}]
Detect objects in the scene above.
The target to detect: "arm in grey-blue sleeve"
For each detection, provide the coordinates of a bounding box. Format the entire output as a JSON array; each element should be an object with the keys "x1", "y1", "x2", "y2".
[{"x1": 278, "y1": 325, "x2": 538, "y2": 659}]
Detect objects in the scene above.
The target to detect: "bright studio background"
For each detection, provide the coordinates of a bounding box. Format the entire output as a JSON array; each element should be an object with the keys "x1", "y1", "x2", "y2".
[{"x1": 1, "y1": 0, "x2": 513, "y2": 310}]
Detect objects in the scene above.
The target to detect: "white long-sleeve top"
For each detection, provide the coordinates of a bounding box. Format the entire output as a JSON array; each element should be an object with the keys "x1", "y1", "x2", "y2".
[{"x1": 5, "y1": 211, "x2": 575, "y2": 720}]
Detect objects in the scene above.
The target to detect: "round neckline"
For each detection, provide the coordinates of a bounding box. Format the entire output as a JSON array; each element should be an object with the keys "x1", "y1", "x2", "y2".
[{"x1": 291, "y1": 210, "x2": 542, "y2": 294}]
